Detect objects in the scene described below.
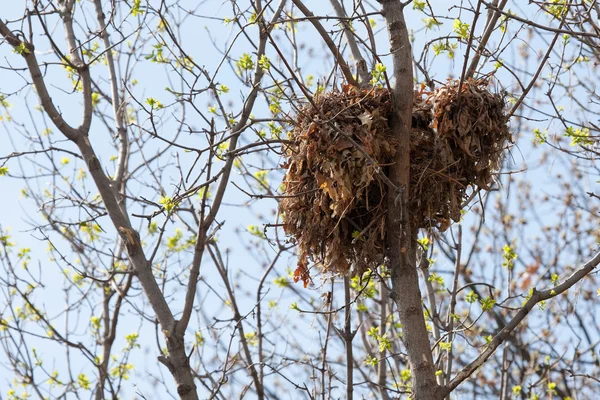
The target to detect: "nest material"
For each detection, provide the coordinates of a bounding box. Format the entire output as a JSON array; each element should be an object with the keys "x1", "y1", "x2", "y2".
[{"x1": 280, "y1": 79, "x2": 510, "y2": 277}]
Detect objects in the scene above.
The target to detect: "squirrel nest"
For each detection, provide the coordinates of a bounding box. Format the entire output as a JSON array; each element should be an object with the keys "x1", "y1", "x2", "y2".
[{"x1": 280, "y1": 79, "x2": 510, "y2": 281}]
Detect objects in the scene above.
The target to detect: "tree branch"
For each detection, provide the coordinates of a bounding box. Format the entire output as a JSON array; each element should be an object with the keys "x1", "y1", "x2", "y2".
[
  {"x1": 442, "y1": 250, "x2": 600, "y2": 396},
  {"x1": 292, "y1": 0, "x2": 359, "y2": 87},
  {"x1": 465, "y1": 0, "x2": 508, "y2": 79},
  {"x1": 329, "y1": 0, "x2": 371, "y2": 85},
  {"x1": 0, "y1": 20, "x2": 83, "y2": 141},
  {"x1": 176, "y1": 0, "x2": 287, "y2": 336}
]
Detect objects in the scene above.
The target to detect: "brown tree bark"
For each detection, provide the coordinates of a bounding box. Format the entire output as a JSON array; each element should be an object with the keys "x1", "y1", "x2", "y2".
[{"x1": 379, "y1": 1, "x2": 441, "y2": 399}]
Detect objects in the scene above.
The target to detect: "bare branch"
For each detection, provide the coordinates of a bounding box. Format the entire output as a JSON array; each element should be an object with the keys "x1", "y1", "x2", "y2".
[
  {"x1": 292, "y1": 0, "x2": 360, "y2": 87},
  {"x1": 442, "y1": 251, "x2": 600, "y2": 396}
]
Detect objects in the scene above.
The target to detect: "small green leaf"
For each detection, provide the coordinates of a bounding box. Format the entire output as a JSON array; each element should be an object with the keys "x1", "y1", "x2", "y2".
[
  {"x1": 146, "y1": 97, "x2": 165, "y2": 110},
  {"x1": 237, "y1": 53, "x2": 254, "y2": 72},
  {"x1": 13, "y1": 42, "x2": 30, "y2": 55},
  {"x1": 258, "y1": 54, "x2": 271, "y2": 70},
  {"x1": 480, "y1": 296, "x2": 496, "y2": 311},
  {"x1": 452, "y1": 19, "x2": 470, "y2": 40}
]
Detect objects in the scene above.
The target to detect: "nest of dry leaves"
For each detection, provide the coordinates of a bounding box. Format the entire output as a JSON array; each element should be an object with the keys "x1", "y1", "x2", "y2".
[{"x1": 280, "y1": 79, "x2": 510, "y2": 278}]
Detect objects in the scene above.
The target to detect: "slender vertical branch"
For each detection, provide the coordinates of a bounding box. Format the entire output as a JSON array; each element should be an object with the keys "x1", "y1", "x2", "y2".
[
  {"x1": 344, "y1": 277, "x2": 354, "y2": 400},
  {"x1": 329, "y1": 0, "x2": 370, "y2": 85},
  {"x1": 444, "y1": 226, "x2": 462, "y2": 388},
  {"x1": 377, "y1": 280, "x2": 391, "y2": 400},
  {"x1": 358, "y1": 1, "x2": 378, "y2": 67},
  {"x1": 291, "y1": 0, "x2": 359, "y2": 87},
  {"x1": 499, "y1": 343, "x2": 510, "y2": 400},
  {"x1": 92, "y1": 0, "x2": 129, "y2": 193},
  {"x1": 457, "y1": 0, "x2": 482, "y2": 96},
  {"x1": 320, "y1": 279, "x2": 334, "y2": 400},
  {"x1": 256, "y1": 251, "x2": 283, "y2": 388},
  {"x1": 58, "y1": 0, "x2": 93, "y2": 135},
  {"x1": 209, "y1": 243, "x2": 265, "y2": 400},
  {"x1": 419, "y1": 257, "x2": 442, "y2": 384},
  {"x1": 465, "y1": 0, "x2": 508, "y2": 79},
  {"x1": 508, "y1": 15, "x2": 566, "y2": 118}
]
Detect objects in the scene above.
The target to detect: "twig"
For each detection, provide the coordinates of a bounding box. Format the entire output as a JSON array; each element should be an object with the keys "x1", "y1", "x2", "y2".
[{"x1": 291, "y1": 0, "x2": 359, "y2": 87}]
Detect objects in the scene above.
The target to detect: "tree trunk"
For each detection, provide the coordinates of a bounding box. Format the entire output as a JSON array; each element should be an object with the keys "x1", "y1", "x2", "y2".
[
  {"x1": 160, "y1": 335, "x2": 199, "y2": 399},
  {"x1": 379, "y1": 1, "x2": 440, "y2": 399}
]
